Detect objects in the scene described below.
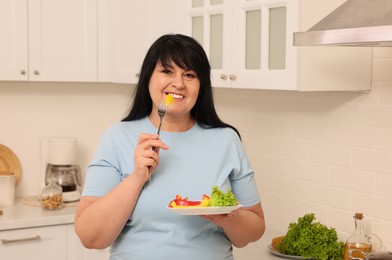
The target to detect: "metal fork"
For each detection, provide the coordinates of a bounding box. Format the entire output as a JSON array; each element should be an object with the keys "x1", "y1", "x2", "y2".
[{"x1": 152, "y1": 100, "x2": 166, "y2": 151}]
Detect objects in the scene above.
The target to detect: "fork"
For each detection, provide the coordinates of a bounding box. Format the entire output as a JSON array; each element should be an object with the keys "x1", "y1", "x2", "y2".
[{"x1": 152, "y1": 100, "x2": 166, "y2": 152}]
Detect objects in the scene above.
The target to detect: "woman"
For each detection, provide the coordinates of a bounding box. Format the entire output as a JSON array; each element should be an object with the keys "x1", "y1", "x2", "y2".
[{"x1": 74, "y1": 34, "x2": 265, "y2": 259}]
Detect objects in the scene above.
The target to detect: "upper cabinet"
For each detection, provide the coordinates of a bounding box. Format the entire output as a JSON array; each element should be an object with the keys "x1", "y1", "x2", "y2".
[
  {"x1": 183, "y1": 0, "x2": 373, "y2": 91},
  {"x1": 0, "y1": 0, "x2": 28, "y2": 80},
  {"x1": 101, "y1": 0, "x2": 150, "y2": 84},
  {"x1": 0, "y1": 0, "x2": 98, "y2": 82},
  {"x1": 185, "y1": 0, "x2": 298, "y2": 89},
  {"x1": 103, "y1": 0, "x2": 187, "y2": 84},
  {"x1": 0, "y1": 0, "x2": 373, "y2": 90}
]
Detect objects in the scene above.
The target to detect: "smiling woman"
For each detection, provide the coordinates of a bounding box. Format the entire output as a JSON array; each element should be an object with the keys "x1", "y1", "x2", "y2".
[
  {"x1": 147, "y1": 58, "x2": 200, "y2": 129},
  {"x1": 74, "y1": 34, "x2": 265, "y2": 260}
]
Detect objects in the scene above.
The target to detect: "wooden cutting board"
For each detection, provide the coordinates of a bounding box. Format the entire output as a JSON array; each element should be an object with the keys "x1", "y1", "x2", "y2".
[{"x1": 0, "y1": 144, "x2": 21, "y2": 185}]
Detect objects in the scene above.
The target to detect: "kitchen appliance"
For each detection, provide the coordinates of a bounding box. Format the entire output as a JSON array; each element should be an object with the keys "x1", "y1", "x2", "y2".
[
  {"x1": 40, "y1": 137, "x2": 82, "y2": 202},
  {"x1": 294, "y1": 0, "x2": 392, "y2": 47}
]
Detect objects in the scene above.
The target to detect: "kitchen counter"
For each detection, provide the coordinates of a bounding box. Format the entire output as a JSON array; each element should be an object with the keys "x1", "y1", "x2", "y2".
[
  {"x1": 233, "y1": 227, "x2": 285, "y2": 260},
  {"x1": 0, "y1": 198, "x2": 77, "y2": 231},
  {"x1": 1, "y1": 199, "x2": 285, "y2": 259}
]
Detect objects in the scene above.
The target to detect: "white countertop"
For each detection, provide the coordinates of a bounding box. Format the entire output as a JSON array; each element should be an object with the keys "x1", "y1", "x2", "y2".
[
  {"x1": 1, "y1": 199, "x2": 285, "y2": 259},
  {"x1": 0, "y1": 198, "x2": 77, "y2": 231},
  {"x1": 233, "y1": 228, "x2": 285, "y2": 260}
]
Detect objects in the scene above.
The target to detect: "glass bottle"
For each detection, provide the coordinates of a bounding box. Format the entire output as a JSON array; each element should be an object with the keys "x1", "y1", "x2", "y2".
[
  {"x1": 40, "y1": 178, "x2": 63, "y2": 210},
  {"x1": 344, "y1": 213, "x2": 372, "y2": 260}
]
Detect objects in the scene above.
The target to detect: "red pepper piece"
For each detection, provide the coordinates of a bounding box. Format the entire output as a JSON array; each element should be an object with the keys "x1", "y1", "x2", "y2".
[
  {"x1": 184, "y1": 200, "x2": 202, "y2": 206},
  {"x1": 168, "y1": 194, "x2": 211, "y2": 208}
]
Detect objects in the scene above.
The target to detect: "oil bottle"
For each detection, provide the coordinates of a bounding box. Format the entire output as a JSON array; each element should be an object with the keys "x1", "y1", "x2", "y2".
[{"x1": 344, "y1": 213, "x2": 372, "y2": 260}]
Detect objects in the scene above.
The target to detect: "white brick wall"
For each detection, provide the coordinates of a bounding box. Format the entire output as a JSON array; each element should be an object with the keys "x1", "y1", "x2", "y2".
[
  {"x1": 214, "y1": 48, "x2": 392, "y2": 250},
  {"x1": 1, "y1": 49, "x2": 391, "y2": 252}
]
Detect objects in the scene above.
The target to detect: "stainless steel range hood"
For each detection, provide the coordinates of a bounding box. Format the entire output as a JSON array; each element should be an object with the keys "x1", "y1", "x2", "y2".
[{"x1": 294, "y1": 0, "x2": 392, "y2": 47}]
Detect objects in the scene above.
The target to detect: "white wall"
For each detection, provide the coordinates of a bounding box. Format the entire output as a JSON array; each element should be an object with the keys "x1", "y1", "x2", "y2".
[
  {"x1": 0, "y1": 82, "x2": 132, "y2": 196},
  {"x1": 214, "y1": 47, "x2": 392, "y2": 250},
  {"x1": 1, "y1": 48, "x2": 392, "y2": 250}
]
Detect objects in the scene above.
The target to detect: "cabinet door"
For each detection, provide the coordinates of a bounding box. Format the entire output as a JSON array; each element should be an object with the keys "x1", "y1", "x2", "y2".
[
  {"x1": 28, "y1": 0, "x2": 98, "y2": 82},
  {"x1": 148, "y1": 0, "x2": 188, "y2": 42},
  {"x1": 187, "y1": 0, "x2": 232, "y2": 88},
  {"x1": 66, "y1": 224, "x2": 110, "y2": 260},
  {"x1": 231, "y1": 0, "x2": 299, "y2": 90},
  {"x1": 0, "y1": 225, "x2": 67, "y2": 260},
  {"x1": 107, "y1": 0, "x2": 150, "y2": 84},
  {"x1": 0, "y1": 0, "x2": 28, "y2": 81},
  {"x1": 185, "y1": 0, "x2": 297, "y2": 89},
  {"x1": 107, "y1": 0, "x2": 186, "y2": 84}
]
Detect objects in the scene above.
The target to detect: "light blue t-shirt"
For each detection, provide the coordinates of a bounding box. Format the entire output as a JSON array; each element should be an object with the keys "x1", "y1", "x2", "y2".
[{"x1": 82, "y1": 117, "x2": 260, "y2": 260}]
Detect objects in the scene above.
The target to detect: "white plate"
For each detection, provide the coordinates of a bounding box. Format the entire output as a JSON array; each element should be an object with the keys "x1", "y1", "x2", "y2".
[
  {"x1": 168, "y1": 204, "x2": 242, "y2": 215},
  {"x1": 268, "y1": 245, "x2": 315, "y2": 259}
]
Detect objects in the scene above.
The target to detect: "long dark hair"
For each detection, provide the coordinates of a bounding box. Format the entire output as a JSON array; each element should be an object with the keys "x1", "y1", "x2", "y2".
[{"x1": 122, "y1": 34, "x2": 240, "y2": 138}]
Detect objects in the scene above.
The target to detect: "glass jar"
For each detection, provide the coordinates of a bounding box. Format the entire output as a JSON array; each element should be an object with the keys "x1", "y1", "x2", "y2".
[{"x1": 40, "y1": 178, "x2": 63, "y2": 210}]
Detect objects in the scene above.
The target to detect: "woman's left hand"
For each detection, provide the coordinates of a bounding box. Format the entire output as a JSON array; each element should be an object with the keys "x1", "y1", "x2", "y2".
[
  {"x1": 200, "y1": 204, "x2": 265, "y2": 248},
  {"x1": 199, "y1": 210, "x2": 239, "y2": 227}
]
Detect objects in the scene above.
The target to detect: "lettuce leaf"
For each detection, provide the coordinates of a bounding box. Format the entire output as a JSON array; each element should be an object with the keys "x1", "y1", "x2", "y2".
[{"x1": 209, "y1": 185, "x2": 238, "y2": 207}]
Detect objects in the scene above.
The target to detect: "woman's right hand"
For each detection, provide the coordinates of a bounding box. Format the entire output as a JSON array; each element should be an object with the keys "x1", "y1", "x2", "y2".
[{"x1": 133, "y1": 133, "x2": 169, "y2": 182}]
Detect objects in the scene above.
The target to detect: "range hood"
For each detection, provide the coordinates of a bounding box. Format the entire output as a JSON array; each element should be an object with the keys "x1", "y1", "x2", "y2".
[{"x1": 294, "y1": 0, "x2": 392, "y2": 47}]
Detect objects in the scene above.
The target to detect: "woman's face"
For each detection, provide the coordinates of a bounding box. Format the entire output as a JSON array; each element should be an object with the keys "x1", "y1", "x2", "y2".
[{"x1": 149, "y1": 60, "x2": 200, "y2": 119}]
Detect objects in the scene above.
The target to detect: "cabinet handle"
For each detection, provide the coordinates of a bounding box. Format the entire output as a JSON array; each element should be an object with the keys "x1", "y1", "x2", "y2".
[
  {"x1": 1, "y1": 235, "x2": 41, "y2": 244},
  {"x1": 220, "y1": 74, "x2": 228, "y2": 80},
  {"x1": 20, "y1": 70, "x2": 26, "y2": 75},
  {"x1": 33, "y1": 70, "x2": 40, "y2": 75},
  {"x1": 229, "y1": 74, "x2": 237, "y2": 81}
]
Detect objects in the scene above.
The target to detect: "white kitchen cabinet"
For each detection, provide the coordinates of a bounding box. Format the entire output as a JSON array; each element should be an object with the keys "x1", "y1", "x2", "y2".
[
  {"x1": 104, "y1": 0, "x2": 150, "y2": 84},
  {"x1": 0, "y1": 225, "x2": 67, "y2": 260},
  {"x1": 0, "y1": 0, "x2": 28, "y2": 80},
  {"x1": 105, "y1": 0, "x2": 187, "y2": 84},
  {"x1": 147, "y1": 1, "x2": 188, "y2": 46},
  {"x1": 183, "y1": 0, "x2": 372, "y2": 91},
  {"x1": 185, "y1": 0, "x2": 297, "y2": 89},
  {"x1": 0, "y1": 224, "x2": 109, "y2": 260},
  {"x1": 0, "y1": 0, "x2": 98, "y2": 82}
]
